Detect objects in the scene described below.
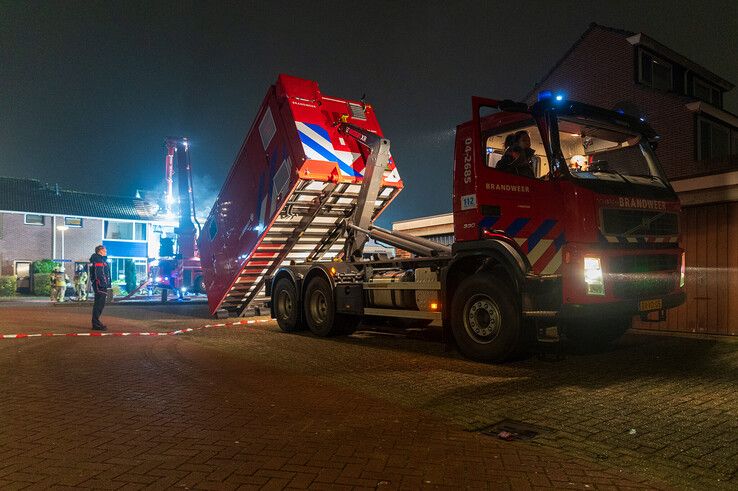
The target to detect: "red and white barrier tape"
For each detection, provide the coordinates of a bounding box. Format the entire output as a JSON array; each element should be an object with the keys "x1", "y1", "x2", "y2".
[{"x1": 1, "y1": 319, "x2": 271, "y2": 339}]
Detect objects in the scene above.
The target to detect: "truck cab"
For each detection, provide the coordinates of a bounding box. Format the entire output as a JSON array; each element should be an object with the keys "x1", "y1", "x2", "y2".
[{"x1": 450, "y1": 95, "x2": 685, "y2": 352}]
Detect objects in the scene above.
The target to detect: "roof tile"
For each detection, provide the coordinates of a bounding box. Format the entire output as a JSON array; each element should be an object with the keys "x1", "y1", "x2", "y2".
[{"x1": 0, "y1": 177, "x2": 159, "y2": 221}]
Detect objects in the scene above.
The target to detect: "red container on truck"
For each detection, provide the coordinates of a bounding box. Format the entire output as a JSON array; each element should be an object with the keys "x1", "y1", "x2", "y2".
[{"x1": 198, "y1": 74, "x2": 403, "y2": 317}]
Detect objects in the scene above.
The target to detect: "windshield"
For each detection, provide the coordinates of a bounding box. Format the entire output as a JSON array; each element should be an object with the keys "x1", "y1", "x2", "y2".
[{"x1": 557, "y1": 116, "x2": 668, "y2": 186}]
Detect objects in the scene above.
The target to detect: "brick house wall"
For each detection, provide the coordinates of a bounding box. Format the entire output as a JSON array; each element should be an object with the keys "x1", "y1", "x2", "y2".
[
  {"x1": 526, "y1": 27, "x2": 716, "y2": 180},
  {"x1": 0, "y1": 213, "x2": 105, "y2": 276},
  {"x1": 55, "y1": 218, "x2": 104, "y2": 274},
  {"x1": 0, "y1": 212, "x2": 53, "y2": 275}
]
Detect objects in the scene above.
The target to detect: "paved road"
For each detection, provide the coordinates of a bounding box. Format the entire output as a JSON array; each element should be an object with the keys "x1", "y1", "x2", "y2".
[{"x1": 1, "y1": 301, "x2": 736, "y2": 489}]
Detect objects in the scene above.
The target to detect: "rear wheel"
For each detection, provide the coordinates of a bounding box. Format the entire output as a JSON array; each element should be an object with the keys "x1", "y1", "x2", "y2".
[
  {"x1": 273, "y1": 278, "x2": 304, "y2": 332},
  {"x1": 304, "y1": 276, "x2": 359, "y2": 336},
  {"x1": 451, "y1": 274, "x2": 529, "y2": 362},
  {"x1": 563, "y1": 317, "x2": 631, "y2": 352}
]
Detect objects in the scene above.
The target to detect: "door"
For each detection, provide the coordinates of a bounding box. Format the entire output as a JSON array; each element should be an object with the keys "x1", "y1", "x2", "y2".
[
  {"x1": 633, "y1": 202, "x2": 737, "y2": 336},
  {"x1": 14, "y1": 261, "x2": 31, "y2": 292}
]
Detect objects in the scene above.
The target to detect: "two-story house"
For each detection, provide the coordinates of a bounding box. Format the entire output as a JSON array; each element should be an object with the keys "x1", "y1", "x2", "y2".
[{"x1": 0, "y1": 177, "x2": 174, "y2": 291}]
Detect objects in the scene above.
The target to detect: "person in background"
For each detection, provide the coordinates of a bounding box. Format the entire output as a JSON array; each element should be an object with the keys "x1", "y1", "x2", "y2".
[
  {"x1": 74, "y1": 266, "x2": 89, "y2": 301},
  {"x1": 50, "y1": 266, "x2": 69, "y2": 303},
  {"x1": 89, "y1": 245, "x2": 111, "y2": 330}
]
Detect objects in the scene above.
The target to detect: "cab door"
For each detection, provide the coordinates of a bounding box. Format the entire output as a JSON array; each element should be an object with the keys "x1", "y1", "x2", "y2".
[{"x1": 477, "y1": 129, "x2": 566, "y2": 275}]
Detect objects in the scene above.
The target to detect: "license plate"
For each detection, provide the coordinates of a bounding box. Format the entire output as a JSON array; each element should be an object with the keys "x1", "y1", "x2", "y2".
[{"x1": 639, "y1": 298, "x2": 662, "y2": 312}]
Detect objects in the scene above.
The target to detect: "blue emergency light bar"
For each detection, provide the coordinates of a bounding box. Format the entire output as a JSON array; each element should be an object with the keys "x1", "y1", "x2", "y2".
[{"x1": 538, "y1": 90, "x2": 566, "y2": 102}]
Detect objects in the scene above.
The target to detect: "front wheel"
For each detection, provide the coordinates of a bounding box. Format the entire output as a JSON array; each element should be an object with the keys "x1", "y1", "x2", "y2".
[
  {"x1": 304, "y1": 276, "x2": 359, "y2": 336},
  {"x1": 450, "y1": 274, "x2": 529, "y2": 362}
]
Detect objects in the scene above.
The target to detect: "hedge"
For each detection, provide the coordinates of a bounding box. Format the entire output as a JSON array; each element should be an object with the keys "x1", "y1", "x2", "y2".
[
  {"x1": 33, "y1": 273, "x2": 52, "y2": 296},
  {"x1": 32, "y1": 259, "x2": 56, "y2": 274},
  {"x1": 0, "y1": 276, "x2": 17, "y2": 297}
]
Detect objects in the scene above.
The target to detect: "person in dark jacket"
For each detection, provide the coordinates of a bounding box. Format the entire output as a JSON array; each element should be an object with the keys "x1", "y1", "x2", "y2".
[
  {"x1": 89, "y1": 245, "x2": 111, "y2": 331},
  {"x1": 496, "y1": 130, "x2": 536, "y2": 178}
]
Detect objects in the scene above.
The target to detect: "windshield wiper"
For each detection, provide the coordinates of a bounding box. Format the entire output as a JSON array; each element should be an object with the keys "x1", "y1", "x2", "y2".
[
  {"x1": 628, "y1": 173, "x2": 667, "y2": 186},
  {"x1": 591, "y1": 167, "x2": 626, "y2": 181}
]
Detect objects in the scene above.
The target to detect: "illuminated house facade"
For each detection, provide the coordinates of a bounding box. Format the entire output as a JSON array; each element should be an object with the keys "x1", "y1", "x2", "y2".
[{"x1": 0, "y1": 177, "x2": 173, "y2": 291}]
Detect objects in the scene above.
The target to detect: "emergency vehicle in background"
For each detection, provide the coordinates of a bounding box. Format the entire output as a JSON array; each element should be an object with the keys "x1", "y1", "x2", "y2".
[
  {"x1": 151, "y1": 137, "x2": 204, "y2": 301},
  {"x1": 199, "y1": 74, "x2": 685, "y2": 362}
]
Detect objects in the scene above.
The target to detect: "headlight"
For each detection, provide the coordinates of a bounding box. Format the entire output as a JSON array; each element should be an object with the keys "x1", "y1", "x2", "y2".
[
  {"x1": 584, "y1": 257, "x2": 605, "y2": 295},
  {"x1": 680, "y1": 252, "x2": 686, "y2": 288},
  {"x1": 155, "y1": 276, "x2": 162, "y2": 282},
  {"x1": 180, "y1": 287, "x2": 187, "y2": 292}
]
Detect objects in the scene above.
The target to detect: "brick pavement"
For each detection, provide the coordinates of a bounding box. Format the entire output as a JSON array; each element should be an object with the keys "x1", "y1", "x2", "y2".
[
  {"x1": 0, "y1": 302, "x2": 734, "y2": 489},
  {"x1": 183, "y1": 315, "x2": 738, "y2": 490}
]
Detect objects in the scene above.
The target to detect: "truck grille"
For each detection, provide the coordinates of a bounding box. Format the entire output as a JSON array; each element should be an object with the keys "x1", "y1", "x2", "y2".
[
  {"x1": 609, "y1": 254, "x2": 678, "y2": 273},
  {"x1": 601, "y1": 209, "x2": 678, "y2": 236},
  {"x1": 610, "y1": 273, "x2": 677, "y2": 299}
]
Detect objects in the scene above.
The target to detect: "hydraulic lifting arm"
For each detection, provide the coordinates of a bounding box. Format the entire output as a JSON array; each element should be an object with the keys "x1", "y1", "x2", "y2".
[{"x1": 337, "y1": 123, "x2": 391, "y2": 260}]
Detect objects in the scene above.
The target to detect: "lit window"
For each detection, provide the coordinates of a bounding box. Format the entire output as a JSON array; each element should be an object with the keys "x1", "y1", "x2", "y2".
[
  {"x1": 24, "y1": 214, "x2": 45, "y2": 226},
  {"x1": 135, "y1": 223, "x2": 147, "y2": 241},
  {"x1": 64, "y1": 217, "x2": 83, "y2": 228},
  {"x1": 105, "y1": 221, "x2": 133, "y2": 240}
]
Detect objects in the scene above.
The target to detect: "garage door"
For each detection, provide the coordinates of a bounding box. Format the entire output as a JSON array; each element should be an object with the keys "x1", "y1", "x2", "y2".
[{"x1": 634, "y1": 202, "x2": 738, "y2": 335}]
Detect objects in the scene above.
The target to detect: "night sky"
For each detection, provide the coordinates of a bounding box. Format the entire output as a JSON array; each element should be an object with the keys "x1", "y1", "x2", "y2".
[{"x1": 2, "y1": 1, "x2": 737, "y2": 226}]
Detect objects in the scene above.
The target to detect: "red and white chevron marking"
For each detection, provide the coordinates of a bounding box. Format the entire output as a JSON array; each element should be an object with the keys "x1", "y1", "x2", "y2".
[{"x1": 1, "y1": 319, "x2": 271, "y2": 340}]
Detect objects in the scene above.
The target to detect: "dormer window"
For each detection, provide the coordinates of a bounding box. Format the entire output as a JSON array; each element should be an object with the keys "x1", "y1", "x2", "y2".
[
  {"x1": 638, "y1": 49, "x2": 673, "y2": 91},
  {"x1": 693, "y1": 78, "x2": 722, "y2": 107}
]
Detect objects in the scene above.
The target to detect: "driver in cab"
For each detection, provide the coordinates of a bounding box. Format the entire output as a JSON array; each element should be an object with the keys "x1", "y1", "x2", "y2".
[{"x1": 496, "y1": 130, "x2": 536, "y2": 178}]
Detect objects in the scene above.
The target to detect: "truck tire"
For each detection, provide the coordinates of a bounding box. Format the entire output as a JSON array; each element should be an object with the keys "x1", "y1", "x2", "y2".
[
  {"x1": 563, "y1": 317, "x2": 631, "y2": 352},
  {"x1": 304, "y1": 276, "x2": 359, "y2": 336},
  {"x1": 273, "y1": 278, "x2": 304, "y2": 332},
  {"x1": 450, "y1": 274, "x2": 528, "y2": 362}
]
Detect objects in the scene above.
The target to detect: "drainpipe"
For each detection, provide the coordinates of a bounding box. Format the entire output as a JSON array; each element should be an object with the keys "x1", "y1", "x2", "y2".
[{"x1": 52, "y1": 216, "x2": 56, "y2": 260}]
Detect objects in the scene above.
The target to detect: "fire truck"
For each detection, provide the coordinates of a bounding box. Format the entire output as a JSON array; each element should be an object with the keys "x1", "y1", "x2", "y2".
[
  {"x1": 199, "y1": 75, "x2": 685, "y2": 362},
  {"x1": 151, "y1": 137, "x2": 204, "y2": 301}
]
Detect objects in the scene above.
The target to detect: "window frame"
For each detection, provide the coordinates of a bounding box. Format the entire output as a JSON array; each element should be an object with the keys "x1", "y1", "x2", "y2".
[
  {"x1": 697, "y1": 116, "x2": 732, "y2": 161},
  {"x1": 24, "y1": 214, "x2": 45, "y2": 226},
  {"x1": 638, "y1": 48, "x2": 673, "y2": 92},
  {"x1": 134, "y1": 222, "x2": 147, "y2": 241},
  {"x1": 64, "y1": 217, "x2": 83, "y2": 228},
  {"x1": 693, "y1": 77, "x2": 723, "y2": 107},
  {"x1": 104, "y1": 220, "x2": 148, "y2": 242}
]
